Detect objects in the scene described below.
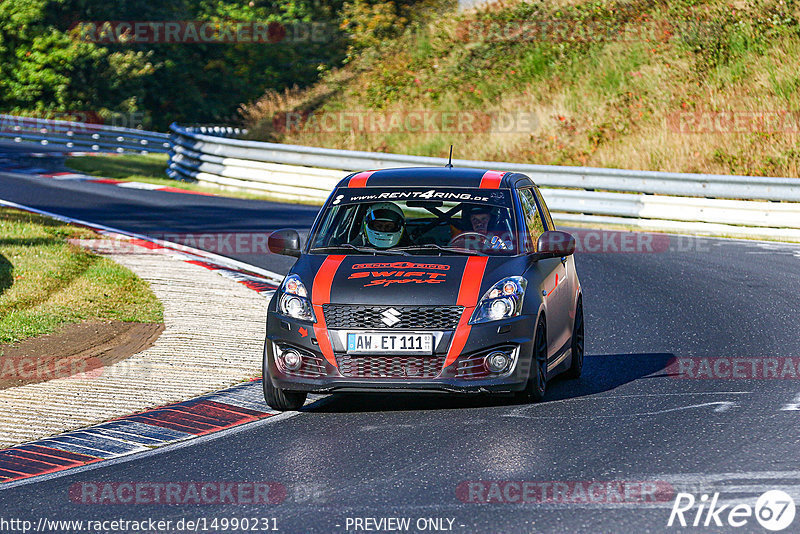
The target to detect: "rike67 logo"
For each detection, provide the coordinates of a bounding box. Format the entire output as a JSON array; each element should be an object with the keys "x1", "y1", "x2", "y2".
[{"x1": 668, "y1": 490, "x2": 796, "y2": 531}]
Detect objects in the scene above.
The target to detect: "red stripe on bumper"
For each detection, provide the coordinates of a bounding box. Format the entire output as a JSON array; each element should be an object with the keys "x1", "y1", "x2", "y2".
[
  {"x1": 444, "y1": 257, "x2": 488, "y2": 367},
  {"x1": 312, "y1": 255, "x2": 346, "y2": 367},
  {"x1": 479, "y1": 170, "x2": 505, "y2": 189}
]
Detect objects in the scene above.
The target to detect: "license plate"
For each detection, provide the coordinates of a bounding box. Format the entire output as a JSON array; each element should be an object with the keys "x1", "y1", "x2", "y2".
[{"x1": 346, "y1": 333, "x2": 434, "y2": 355}]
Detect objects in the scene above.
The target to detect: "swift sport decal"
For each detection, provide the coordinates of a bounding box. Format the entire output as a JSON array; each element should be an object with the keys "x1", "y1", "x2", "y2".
[
  {"x1": 349, "y1": 262, "x2": 451, "y2": 288},
  {"x1": 444, "y1": 256, "x2": 489, "y2": 367},
  {"x1": 311, "y1": 255, "x2": 346, "y2": 367},
  {"x1": 351, "y1": 262, "x2": 451, "y2": 271}
]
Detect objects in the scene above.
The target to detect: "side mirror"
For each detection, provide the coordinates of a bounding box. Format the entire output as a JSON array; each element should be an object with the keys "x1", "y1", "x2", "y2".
[
  {"x1": 268, "y1": 229, "x2": 301, "y2": 257},
  {"x1": 535, "y1": 231, "x2": 576, "y2": 258}
]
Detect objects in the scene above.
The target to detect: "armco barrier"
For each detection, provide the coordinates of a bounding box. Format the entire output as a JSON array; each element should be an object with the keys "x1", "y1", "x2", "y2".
[
  {"x1": 3, "y1": 113, "x2": 795, "y2": 240},
  {"x1": 168, "y1": 123, "x2": 800, "y2": 240},
  {"x1": 0, "y1": 114, "x2": 171, "y2": 154}
]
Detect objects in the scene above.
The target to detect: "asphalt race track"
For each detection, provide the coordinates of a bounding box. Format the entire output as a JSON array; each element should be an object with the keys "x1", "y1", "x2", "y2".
[{"x1": 2, "y1": 151, "x2": 800, "y2": 533}]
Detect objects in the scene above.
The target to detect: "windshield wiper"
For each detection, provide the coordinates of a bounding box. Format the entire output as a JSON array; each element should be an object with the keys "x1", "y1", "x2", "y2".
[
  {"x1": 394, "y1": 244, "x2": 486, "y2": 256},
  {"x1": 310, "y1": 244, "x2": 409, "y2": 256}
]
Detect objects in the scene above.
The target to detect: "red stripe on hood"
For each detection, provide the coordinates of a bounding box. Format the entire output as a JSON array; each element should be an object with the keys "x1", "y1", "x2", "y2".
[
  {"x1": 312, "y1": 255, "x2": 346, "y2": 367},
  {"x1": 348, "y1": 171, "x2": 375, "y2": 188},
  {"x1": 479, "y1": 170, "x2": 505, "y2": 189},
  {"x1": 444, "y1": 256, "x2": 489, "y2": 367}
]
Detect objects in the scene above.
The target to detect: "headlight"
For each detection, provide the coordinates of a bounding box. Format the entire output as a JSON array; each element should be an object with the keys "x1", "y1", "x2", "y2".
[
  {"x1": 469, "y1": 276, "x2": 527, "y2": 324},
  {"x1": 278, "y1": 274, "x2": 315, "y2": 322}
]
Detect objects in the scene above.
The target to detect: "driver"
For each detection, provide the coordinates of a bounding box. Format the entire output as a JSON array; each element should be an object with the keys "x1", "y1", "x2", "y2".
[
  {"x1": 456, "y1": 204, "x2": 510, "y2": 250},
  {"x1": 467, "y1": 206, "x2": 493, "y2": 234},
  {"x1": 361, "y1": 202, "x2": 407, "y2": 249}
]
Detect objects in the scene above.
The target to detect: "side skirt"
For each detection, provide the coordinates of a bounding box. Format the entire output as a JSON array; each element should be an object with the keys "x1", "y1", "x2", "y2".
[{"x1": 546, "y1": 339, "x2": 572, "y2": 378}]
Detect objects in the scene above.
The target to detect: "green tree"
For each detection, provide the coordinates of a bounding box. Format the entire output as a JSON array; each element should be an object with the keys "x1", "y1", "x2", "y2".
[{"x1": 1, "y1": 0, "x2": 348, "y2": 129}]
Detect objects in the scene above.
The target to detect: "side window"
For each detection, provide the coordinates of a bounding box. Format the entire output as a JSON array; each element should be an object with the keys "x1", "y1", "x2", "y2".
[
  {"x1": 518, "y1": 188, "x2": 545, "y2": 252},
  {"x1": 533, "y1": 187, "x2": 555, "y2": 230},
  {"x1": 312, "y1": 204, "x2": 360, "y2": 247}
]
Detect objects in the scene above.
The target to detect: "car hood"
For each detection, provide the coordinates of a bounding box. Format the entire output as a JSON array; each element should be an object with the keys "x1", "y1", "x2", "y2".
[{"x1": 291, "y1": 254, "x2": 520, "y2": 306}]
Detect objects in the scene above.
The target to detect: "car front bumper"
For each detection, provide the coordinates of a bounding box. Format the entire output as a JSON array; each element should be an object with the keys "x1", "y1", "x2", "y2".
[{"x1": 265, "y1": 311, "x2": 538, "y2": 394}]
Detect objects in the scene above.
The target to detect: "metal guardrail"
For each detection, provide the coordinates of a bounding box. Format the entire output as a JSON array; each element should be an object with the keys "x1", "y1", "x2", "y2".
[
  {"x1": 6, "y1": 114, "x2": 795, "y2": 240},
  {"x1": 169, "y1": 124, "x2": 800, "y2": 201},
  {"x1": 168, "y1": 123, "x2": 800, "y2": 240},
  {"x1": 0, "y1": 114, "x2": 171, "y2": 154},
  {"x1": 13, "y1": 114, "x2": 795, "y2": 240}
]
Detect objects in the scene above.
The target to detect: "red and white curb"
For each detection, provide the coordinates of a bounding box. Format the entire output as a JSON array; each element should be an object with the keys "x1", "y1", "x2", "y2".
[
  {"x1": 0, "y1": 379, "x2": 324, "y2": 487},
  {"x1": 0, "y1": 198, "x2": 296, "y2": 485},
  {"x1": 35, "y1": 170, "x2": 212, "y2": 196},
  {"x1": 0, "y1": 381, "x2": 276, "y2": 484},
  {"x1": 0, "y1": 154, "x2": 211, "y2": 196}
]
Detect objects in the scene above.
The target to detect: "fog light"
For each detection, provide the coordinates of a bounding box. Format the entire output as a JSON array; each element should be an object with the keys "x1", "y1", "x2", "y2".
[
  {"x1": 282, "y1": 349, "x2": 302, "y2": 371},
  {"x1": 484, "y1": 351, "x2": 510, "y2": 373}
]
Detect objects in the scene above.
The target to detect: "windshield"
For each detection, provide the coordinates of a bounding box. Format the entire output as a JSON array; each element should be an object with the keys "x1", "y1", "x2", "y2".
[{"x1": 309, "y1": 187, "x2": 518, "y2": 255}]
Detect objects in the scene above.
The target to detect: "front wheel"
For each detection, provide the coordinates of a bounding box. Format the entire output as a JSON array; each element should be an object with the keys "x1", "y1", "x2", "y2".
[
  {"x1": 516, "y1": 317, "x2": 548, "y2": 403},
  {"x1": 263, "y1": 345, "x2": 307, "y2": 411},
  {"x1": 263, "y1": 374, "x2": 307, "y2": 411}
]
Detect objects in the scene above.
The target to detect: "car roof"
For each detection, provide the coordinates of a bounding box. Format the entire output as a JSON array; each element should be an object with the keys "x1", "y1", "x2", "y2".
[{"x1": 336, "y1": 167, "x2": 535, "y2": 189}]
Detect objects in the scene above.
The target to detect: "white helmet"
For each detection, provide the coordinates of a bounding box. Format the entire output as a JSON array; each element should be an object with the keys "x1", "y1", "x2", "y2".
[{"x1": 363, "y1": 202, "x2": 405, "y2": 248}]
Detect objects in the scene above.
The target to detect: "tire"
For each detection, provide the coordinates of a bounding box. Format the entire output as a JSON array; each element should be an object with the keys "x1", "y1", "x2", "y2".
[
  {"x1": 263, "y1": 374, "x2": 307, "y2": 411},
  {"x1": 566, "y1": 298, "x2": 584, "y2": 379},
  {"x1": 262, "y1": 346, "x2": 307, "y2": 411},
  {"x1": 516, "y1": 317, "x2": 548, "y2": 403}
]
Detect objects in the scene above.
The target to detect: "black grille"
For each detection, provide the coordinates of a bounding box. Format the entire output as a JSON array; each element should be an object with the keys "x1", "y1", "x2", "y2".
[
  {"x1": 323, "y1": 305, "x2": 462, "y2": 329},
  {"x1": 336, "y1": 354, "x2": 445, "y2": 379},
  {"x1": 456, "y1": 352, "x2": 491, "y2": 379},
  {"x1": 286, "y1": 352, "x2": 326, "y2": 378}
]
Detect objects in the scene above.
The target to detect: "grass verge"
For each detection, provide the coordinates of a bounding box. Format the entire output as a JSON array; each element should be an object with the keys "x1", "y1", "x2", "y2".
[
  {"x1": 241, "y1": 0, "x2": 800, "y2": 178},
  {"x1": 0, "y1": 207, "x2": 163, "y2": 344}
]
